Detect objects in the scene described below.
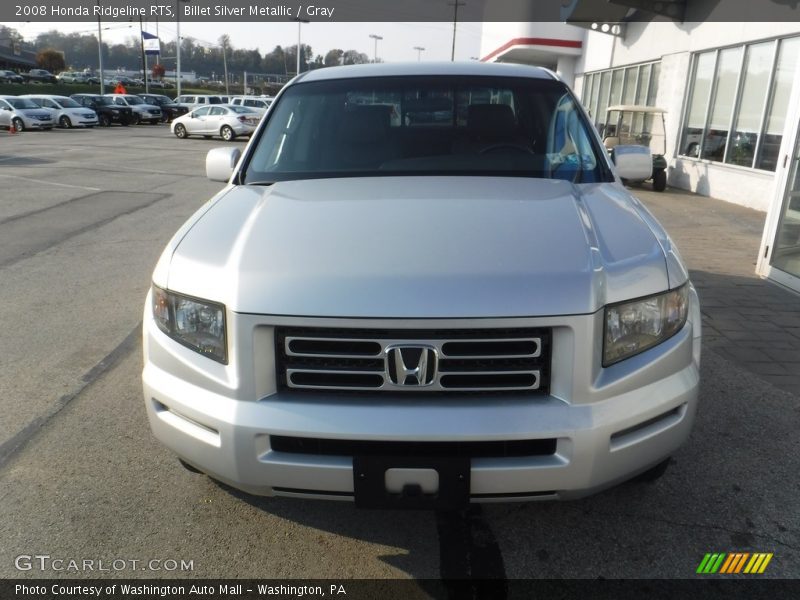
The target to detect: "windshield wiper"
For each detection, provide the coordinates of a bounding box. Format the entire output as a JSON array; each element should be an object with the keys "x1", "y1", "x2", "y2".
[{"x1": 246, "y1": 180, "x2": 276, "y2": 186}]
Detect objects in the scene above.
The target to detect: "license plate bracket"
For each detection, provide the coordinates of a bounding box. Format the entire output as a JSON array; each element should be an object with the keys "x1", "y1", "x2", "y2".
[{"x1": 353, "y1": 455, "x2": 470, "y2": 510}]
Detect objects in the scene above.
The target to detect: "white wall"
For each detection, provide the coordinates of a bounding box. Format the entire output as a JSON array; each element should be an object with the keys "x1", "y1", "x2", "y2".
[{"x1": 480, "y1": 22, "x2": 585, "y2": 59}]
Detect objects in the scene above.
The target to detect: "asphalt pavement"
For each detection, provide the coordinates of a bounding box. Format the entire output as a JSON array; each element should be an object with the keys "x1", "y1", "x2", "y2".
[{"x1": 0, "y1": 125, "x2": 797, "y2": 585}]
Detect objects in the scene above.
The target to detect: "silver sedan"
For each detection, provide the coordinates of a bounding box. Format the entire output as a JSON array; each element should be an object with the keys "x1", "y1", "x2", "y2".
[{"x1": 170, "y1": 105, "x2": 260, "y2": 141}]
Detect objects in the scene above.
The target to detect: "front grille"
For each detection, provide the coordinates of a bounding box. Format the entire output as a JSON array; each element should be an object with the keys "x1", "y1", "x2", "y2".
[
  {"x1": 270, "y1": 435, "x2": 557, "y2": 458},
  {"x1": 275, "y1": 326, "x2": 551, "y2": 394}
]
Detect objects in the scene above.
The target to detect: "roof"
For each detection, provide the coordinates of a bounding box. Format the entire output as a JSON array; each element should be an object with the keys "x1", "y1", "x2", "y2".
[
  {"x1": 607, "y1": 105, "x2": 667, "y2": 114},
  {"x1": 295, "y1": 61, "x2": 557, "y2": 84}
]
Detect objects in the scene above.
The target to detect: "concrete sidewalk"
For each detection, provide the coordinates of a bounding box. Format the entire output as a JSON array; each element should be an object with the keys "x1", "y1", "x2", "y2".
[{"x1": 636, "y1": 186, "x2": 800, "y2": 397}]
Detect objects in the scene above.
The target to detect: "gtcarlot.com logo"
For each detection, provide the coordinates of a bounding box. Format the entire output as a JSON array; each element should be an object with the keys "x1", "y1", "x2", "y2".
[{"x1": 696, "y1": 552, "x2": 773, "y2": 574}]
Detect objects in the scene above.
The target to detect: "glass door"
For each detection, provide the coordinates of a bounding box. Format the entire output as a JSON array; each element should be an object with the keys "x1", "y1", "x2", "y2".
[{"x1": 770, "y1": 143, "x2": 800, "y2": 283}]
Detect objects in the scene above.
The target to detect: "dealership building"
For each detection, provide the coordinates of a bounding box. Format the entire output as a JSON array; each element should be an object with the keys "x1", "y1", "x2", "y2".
[{"x1": 481, "y1": 13, "x2": 800, "y2": 294}]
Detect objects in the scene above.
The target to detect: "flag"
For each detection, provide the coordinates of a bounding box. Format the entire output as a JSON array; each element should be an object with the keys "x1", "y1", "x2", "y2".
[{"x1": 142, "y1": 31, "x2": 160, "y2": 55}]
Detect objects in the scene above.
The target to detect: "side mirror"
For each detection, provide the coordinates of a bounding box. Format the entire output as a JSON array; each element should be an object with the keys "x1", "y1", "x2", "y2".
[
  {"x1": 611, "y1": 145, "x2": 653, "y2": 181},
  {"x1": 206, "y1": 147, "x2": 241, "y2": 182}
]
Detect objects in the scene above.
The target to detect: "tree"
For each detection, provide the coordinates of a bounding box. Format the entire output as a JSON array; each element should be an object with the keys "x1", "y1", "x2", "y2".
[
  {"x1": 151, "y1": 63, "x2": 165, "y2": 80},
  {"x1": 36, "y1": 48, "x2": 65, "y2": 73},
  {"x1": 324, "y1": 49, "x2": 343, "y2": 67},
  {"x1": 342, "y1": 50, "x2": 369, "y2": 65}
]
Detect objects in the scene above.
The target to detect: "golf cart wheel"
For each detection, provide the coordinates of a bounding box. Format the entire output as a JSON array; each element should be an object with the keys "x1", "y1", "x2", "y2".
[
  {"x1": 11, "y1": 117, "x2": 24, "y2": 132},
  {"x1": 653, "y1": 169, "x2": 667, "y2": 192}
]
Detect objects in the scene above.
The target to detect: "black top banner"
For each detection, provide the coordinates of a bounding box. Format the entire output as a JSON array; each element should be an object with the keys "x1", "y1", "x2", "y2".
[{"x1": 4, "y1": 0, "x2": 800, "y2": 22}]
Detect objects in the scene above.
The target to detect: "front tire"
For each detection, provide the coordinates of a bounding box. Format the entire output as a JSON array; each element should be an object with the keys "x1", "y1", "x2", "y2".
[
  {"x1": 99, "y1": 114, "x2": 111, "y2": 127},
  {"x1": 59, "y1": 115, "x2": 72, "y2": 128},
  {"x1": 174, "y1": 123, "x2": 188, "y2": 139},
  {"x1": 11, "y1": 117, "x2": 24, "y2": 132},
  {"x1": 220, "y1": 125, "x2": 235, "y2": 141},
  {"x1": 653, "y1": 168, "x2": 667, "y2": 192}
]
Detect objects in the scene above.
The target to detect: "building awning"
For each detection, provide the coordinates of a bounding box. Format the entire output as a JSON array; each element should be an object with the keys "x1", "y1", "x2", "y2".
[{"x1": 0, "y1": 44, "x2": 37, "y2": 68}]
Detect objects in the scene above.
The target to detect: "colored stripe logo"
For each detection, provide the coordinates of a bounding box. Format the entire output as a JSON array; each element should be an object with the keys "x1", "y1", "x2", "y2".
[{"x1": 697, "y1": 552, "x2": 773, "y2": 574}]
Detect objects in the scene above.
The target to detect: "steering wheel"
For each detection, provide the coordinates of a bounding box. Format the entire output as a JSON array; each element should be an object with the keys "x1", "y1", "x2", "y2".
[{"x1": 479, "y1": 143, "x2": 534, "y2": 155}]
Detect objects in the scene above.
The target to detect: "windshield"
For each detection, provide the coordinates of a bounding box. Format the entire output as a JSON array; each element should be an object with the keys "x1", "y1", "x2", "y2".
[
  {"x1": 244, "y1": 76, "x2": 609, "y2": 184},
  {"x1": 93, "y1": 97, "x2": 113, "y2": 106},
  {"x1": 231, "y1": 105, "x2": 255, "y2": 113},
  {"x1": 56, "y1": 97, "x2": 81, "y2": 108},
  {"x1": 8, "y1": 98, "x2": 41, "y2": 109},
  {"x1": 124, "y1": 96, "x2": 144, "y2": 105}
]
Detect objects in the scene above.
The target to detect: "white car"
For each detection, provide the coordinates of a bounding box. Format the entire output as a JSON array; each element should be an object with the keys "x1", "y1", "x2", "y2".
[
  {"x1": 144, "y1": 62, "x2": 701, "y2": 508},
  {"x1": 229, "y1": 96, "x2": 272, "y2": 116},
  {"x1": 170, "y1": 105, "x2": 259, "y2": 141},
  {"x1": 0, "y1": 96, "x2": 54, "y2": 131},
  {"x1": 104, "y1": 94, "x2": 162, "y2": 125},
  {"x1": 22, "y1": 94, "x2": 98, "y2": 128}
]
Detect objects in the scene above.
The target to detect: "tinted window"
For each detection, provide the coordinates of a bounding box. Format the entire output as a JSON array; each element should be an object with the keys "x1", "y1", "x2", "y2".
[
  {"x1": 193, "y1": 107, "x2": 211, "y2": 116},
  {"x1": 244, "y1": 75, "x2": 609, "y2": 184}
]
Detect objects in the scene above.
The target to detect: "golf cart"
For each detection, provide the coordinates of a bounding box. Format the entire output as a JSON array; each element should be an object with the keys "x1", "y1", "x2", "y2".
[{"x1": 602, "y1": 105, "x2": 668, "y2": 192}]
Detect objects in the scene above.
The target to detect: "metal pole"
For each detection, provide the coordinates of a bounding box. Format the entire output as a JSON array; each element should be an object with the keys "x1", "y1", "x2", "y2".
[
  {"x1": 222, "y1": 42, "x2": 229, "y2": 96},
  {"x1": 139, "y1": 16, "x2": 149, "y2": 93},
  {"x1": 176, "y1": 0, "x2": 181, "y2": 97},
  {"x1": 449, "y1": 1, "x2": 465, "y2": 62},
  {"x1": 296, "y1": 20, "x2": 301, "y2": 75},
  {"x1": 414, "y1": 46, "x2": 425, "y2": 61},
  {"x1": 96, "y1": 0, "x2": 105, "y2": 94},
  {"x1": 369, "y1": 34, "x2": 382, "y2": 63}
]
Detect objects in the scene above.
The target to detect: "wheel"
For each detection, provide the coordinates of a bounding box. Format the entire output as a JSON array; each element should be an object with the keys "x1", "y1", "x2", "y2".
[
  {"x1": 174, "y1": 123, "x2": 188, "y2": 139},
  {"x1": 631, "y1": 457, "x2": 671, "y2": 483},
  {"x1": 652, "y1": 168, "x2": 667, "y2": 192},
  {"x1": 11, "y1": 117, "x2": 24, "y2": 132},
  {"x1": 99, "y1": 114, "x2": 110, "y2": 127},
  {"x1": 134, "y1": 113, "x2": 142, "y2": 125},
  {"x1": 161, "y1": 113, "x2": 169, "y2": 123},
  {"x1": 59, "y1": 115, "x2": 72, "y2": 128},
  {"x1": 220, "y1": 125, "x2": 235, "y2": 141}
]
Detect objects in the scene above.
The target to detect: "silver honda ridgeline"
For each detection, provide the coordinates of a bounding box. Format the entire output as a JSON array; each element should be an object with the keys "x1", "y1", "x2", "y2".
[{"x1": 143, "y1": 63, "x2": 701, "y2": 509}]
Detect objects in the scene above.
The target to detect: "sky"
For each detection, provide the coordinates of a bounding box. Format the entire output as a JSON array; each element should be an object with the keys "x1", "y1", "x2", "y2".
[{"x1": 9, "y1": 21, "x2": 487, "y2": 64}]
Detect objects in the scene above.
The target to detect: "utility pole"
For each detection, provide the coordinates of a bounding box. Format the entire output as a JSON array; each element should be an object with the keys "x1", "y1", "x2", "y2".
[
  {"x1": 222, "y1": 42, "x2": 229, "y2": 95},
  {"x1": 139, "y1": 16, "x2": 148, "y2": 93},
  {"x1": 369, "y1": 34, "x2": 383, "y2": 63},
  {"x1": 96, "y1": 0, "x2": 105, "y2": 93},
  {"x1": 413, "y1": 46, "x2": 425, "y2": 61},
  {"x1": 295, "y1": 18, "x2": 308, "y2": 76},
  {"x1": 448, "y1": 1, "x2": 466, "y2": 61}
]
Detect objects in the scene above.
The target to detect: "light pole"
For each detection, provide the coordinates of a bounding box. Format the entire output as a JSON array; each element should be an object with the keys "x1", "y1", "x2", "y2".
[
  {"x1": 413, "y1": 46, "x2": 425, "y2": 61},
  {"x1": 448, "y1": 0, "x2": 466, "y2": 61},
  {"x1": 295, "y1": 18, "x2": 308, "y2": 76},
  {"x1": 369, "y1": 34, "x2": 383, "y2": 63},
  {"x1": 176, "y1": 0, "x2": 190, "y2": 97},
  {"x1": 96, "y1": 0, "x2": 105, "y2": 93}
]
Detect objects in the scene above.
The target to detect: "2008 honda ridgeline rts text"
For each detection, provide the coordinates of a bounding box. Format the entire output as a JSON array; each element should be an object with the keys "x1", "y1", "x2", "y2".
[{"x1": 142, "y1": 63, "x2": 701, "y2": 509}]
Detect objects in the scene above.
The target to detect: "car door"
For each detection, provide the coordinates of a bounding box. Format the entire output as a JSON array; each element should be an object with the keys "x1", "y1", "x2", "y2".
[
  {"x1": 207, "y1": 106, "x2": 227, "y2": 135},
  {"x1": 187, "y1": 106, "x2": 211, "y2": 134},
  {"x1": 0, "y1": 99, "x2": 10, "y2": 127}
]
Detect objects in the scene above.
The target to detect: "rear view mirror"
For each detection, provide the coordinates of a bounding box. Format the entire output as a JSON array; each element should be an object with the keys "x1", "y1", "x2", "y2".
[
  {"x1": 206, "y1": 147, "x2": 241, "y2": 182},
  {"x1": 611, "y1": 145, "x2": 653, "y2": 181}
]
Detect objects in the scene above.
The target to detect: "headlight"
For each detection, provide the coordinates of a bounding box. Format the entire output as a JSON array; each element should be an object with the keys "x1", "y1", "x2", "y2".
[
  {"x1": 603, "y1": 284, "x2": 689, "y2": 366},
  {"x1": 151, "y1": 285, "x2": 227, "y2": 363}
]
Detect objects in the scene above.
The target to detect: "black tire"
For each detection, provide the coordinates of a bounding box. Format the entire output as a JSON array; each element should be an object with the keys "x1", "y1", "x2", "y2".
[
  {"x1": 653, "y1": 168, "x2": 667, "y2": 192},
  {"x1": 174, "y1": 123, "x2": 188, "y2": 139},
  {"x1": 220, "y1": 125, "x2": 235, "y2": 141},
  {"x1": 99, "y1": 114, "x2": 111, "y2": 127},
  {"x1": 631, "y1": 458, "x2": 671, "y2": 483},
  {"x1": 59, "y1": 115, "x2": 71, "y2": 128},
  {"x1": 11, "y1": 117, "x2": 24, "y2": 132},
  {"x1": 134, "y1": 113, "x2": 142, "y2": 125}
]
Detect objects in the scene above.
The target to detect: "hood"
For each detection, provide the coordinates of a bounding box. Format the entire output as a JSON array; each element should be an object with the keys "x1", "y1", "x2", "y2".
[
  {"x1": 166, "y1": 177, "x2": 671, "y2": 318},
  {"x1": 19, "y1": 109, "x2": 51, "y2": 119}
]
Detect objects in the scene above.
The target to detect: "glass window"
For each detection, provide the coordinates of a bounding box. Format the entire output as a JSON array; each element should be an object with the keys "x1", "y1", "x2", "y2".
[
  {"x1": 704, "y1": 47, "x2": 742, "y2": 162},
  {"x1": 609, "y1": 69, "x2": 623, "y2": 107},
  {"x1": 726, "y1": 41, "x2": 773, "y2": 167},
  {"x1": 596, "y1": 71, "x2": 611, "y2": 128},
  {"x1": 636, "y1": 64, "x2": 651, "y2": 105},
  {"x1": 647, "y1": 62, "x2": 660, "y2": 106},
  {"x1": 758, "y1": 36, "x2": 800, "y2": 171},
  {"x1": 244, "y1": 75, "x2": 610, "y2": 184},
  {"x1": 681, "y1": 52, "x2": 716, "y2": 157},
  {"x1": 588, "y1": 74, "x2": 599, "y2": 121}
]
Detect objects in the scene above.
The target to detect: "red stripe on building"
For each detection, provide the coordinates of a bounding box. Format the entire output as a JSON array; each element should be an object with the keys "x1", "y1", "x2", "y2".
[{"x1": 481, "y1": 37, "x2": 583, "y2": 62}]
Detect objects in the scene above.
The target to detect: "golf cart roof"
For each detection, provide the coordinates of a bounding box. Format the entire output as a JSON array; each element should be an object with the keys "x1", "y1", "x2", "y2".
[{"x1": 607, "y1": 105, "x2": 667, "y2": 114}]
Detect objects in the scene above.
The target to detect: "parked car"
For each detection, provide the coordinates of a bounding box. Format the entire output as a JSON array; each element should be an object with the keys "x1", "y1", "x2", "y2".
[
  {"x1": 0, "y1": 70, "x2": 24, "y2": 84},
  {"x1": 56, "y1": 71, "x2": 88, "y2": 84},
  {"x1": 70, "y1": 93, "x2": 133, "y2": 126},
  {"x1": 104, "y1": 93, "x2": 162, "y2": 124},
  {"x1": 143, "y1": 63, "x2": 702, "y2": 508},
  {"x1": 170, "y1": 104, "x2": 259, "y2": 140},
  {"x1": 173, "y1": 94, "x2": 223, "y2": 110},
  {"x1": 137, "y1": 93, "x2": 189, "y2": 122},
  {"x1": 0, "y1": 95, "x2": 54, "y2": 131},
  {"x1": 22, "y1": 69, "x2": 57, "y2": 84},
  {"x1": 229, "y1": 96, "x2": 271, "y2": 116},
  {"x1": 146, "y1": 79, "x2": 166, "y2": 89},
  {"x1": 22, "y1": 94, "x2": 98, "y2": 128}
]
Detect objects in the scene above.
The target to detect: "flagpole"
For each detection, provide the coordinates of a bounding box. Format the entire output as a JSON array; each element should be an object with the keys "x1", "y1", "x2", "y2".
[{"x1": 139, "y1": 16, "x2": 148, "y2": 93}]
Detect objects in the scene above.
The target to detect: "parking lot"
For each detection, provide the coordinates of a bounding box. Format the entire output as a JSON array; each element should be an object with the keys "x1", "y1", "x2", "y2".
[{"x1": 0, "y1": 124, "x2": 798, "y2": 583}]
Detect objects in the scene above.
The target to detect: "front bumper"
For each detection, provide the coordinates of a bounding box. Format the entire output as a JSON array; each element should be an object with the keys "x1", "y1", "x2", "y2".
[{"x1": 142, "y1": 288, "x2": 701, "y2": 503}]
